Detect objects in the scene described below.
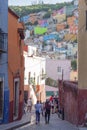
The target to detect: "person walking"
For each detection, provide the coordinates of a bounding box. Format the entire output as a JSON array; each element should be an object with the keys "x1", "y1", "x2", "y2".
[
  {"x1": 35, "y1": 100, "x2": 42, "y2": 124},
  {"x1": 27, "y1": 98, "x2": 32, "y2": 112},
  {"x1": 44, "y1": 99, "x2": 51, "y2": 124}
]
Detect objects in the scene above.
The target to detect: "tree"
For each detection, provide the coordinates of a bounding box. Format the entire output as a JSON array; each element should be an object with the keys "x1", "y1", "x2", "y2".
[
  {"x1": 43, "y1": 12, "x2": 51, "y2": 19},
  {"x1": 71, "y1": 60, "x2": 77, "y2": 71}
]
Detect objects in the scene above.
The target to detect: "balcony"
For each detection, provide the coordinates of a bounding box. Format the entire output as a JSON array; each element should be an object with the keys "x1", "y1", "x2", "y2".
[{"x1": 40, "y1": 74, "x2": 47, "y2": 80}]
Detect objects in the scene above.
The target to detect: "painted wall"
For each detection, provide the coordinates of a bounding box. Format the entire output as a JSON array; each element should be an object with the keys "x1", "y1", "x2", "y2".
[
  {"x1": 58, "y1": 0, "x2": 87, "y2": 126},
  {"x1": 24, "y1": 50, "x2": 46, "y2": 103},
  {"x1": 59, "y1": 81, "x2": 87, "y2": 125},
  {"x1": 78, "y1": 0, "x2": 87, "y2": 88},
  {"x1": 77, "y1": 0, "x2": 87, "y2": 125},
  {"x1": 46, "y1": 58, "x2": 71, "y2": 81},
  {"x1": 63, "y1": 82, "x2": 78, "y2": 125},
  {"x1": 78, "y1": 89, "x2": 87, "y2": 125},
  {"x1": 0, "y1": 1, "x2": 9, "y2": 124},
  {"x1": 8, "y1": 9, "x2": 24, "y2": 122}
]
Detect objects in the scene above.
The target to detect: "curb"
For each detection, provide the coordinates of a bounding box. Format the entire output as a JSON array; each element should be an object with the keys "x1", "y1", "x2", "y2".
[{"x1": 6, "y1": 121, "x2": 31, "y2": 130}]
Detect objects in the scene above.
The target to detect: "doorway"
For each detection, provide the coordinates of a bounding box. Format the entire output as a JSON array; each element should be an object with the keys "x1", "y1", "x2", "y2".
[{"x1": 13, "y1": 78, "x2": 19, "y2": 120}]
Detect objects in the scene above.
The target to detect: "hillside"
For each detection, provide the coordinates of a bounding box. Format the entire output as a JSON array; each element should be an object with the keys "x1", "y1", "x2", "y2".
[{"x1": 9, "y1": 2, "x2": 73, "y2": 17}]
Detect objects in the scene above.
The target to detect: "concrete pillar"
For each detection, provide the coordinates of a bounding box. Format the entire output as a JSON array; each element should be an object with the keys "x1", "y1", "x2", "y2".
[{"x1": 78, "y1": 0, "x2": 87, "y2": 125}]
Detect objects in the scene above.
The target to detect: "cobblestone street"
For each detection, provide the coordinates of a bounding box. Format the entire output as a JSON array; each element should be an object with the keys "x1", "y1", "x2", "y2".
[{"x1": 15, "y1": 112, "x2": 79, "y2": 130}]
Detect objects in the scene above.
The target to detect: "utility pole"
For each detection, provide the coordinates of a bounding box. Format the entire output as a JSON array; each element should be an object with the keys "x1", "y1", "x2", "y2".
[{"x1": 62, "y1": 69, "x2": 64, "y2": 81}]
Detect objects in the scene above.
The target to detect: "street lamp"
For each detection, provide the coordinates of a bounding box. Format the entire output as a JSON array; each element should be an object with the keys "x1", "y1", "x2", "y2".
[{"x1": 0, "y1": 28, "x2": 7, "y2": 53}]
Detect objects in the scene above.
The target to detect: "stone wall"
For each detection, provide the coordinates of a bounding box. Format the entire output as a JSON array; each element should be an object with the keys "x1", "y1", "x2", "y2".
[
  {"x1": 63, "y1": 81, "x2": 78, "y2": 125},
  {"x1": 59, "y1": 80, "x2": 87, "y2": 125}
]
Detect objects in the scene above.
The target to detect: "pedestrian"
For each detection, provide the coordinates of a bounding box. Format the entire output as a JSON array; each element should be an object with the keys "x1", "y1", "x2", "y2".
[
  {"x1": 27, "y1": 98, "x2": 32, "y2": 112},
  {"x1": 24, "y1": 100, "x2": 27, "y2": 114},
  {"x1": 35, "y1": 100, "x2": 42, "y2": 124},
  {"x1": 42, "y1": 102, "x2": 45, "y2": 116},
  {"x1": 44, "y1": 99, "x2": 51, "y2": 124},
  {"x1": 51, "y1": 100, "x2": 54, "y2": 114}
]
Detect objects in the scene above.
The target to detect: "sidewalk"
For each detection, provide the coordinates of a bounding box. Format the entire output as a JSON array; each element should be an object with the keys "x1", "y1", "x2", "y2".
[
  {"x1": 0, "y1": 112, "x2": 31, "y2": 130},
  {"x1": 79, "y1": 127, "x2": 87, "y2": 130}
]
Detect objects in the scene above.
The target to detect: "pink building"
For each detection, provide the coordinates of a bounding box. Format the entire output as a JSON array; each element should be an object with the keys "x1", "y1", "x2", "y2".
[{"x1": 46, "y1": 58, "x2": 71, "y2": 81}]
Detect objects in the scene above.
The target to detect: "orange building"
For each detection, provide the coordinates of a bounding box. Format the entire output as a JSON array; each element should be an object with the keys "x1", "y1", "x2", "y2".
[
  {"x1": 8, "y1": 8, "x2": 25, "y2": 122},
  {"x1": 56, "y1": 23, "x2": 66, "y2": 31},
  {"x1": 70, "y1": 25, "x2": 78, "y2": 34},
  {"x1": 67, "y1": 16, "x2": 76, "y2": 26}
]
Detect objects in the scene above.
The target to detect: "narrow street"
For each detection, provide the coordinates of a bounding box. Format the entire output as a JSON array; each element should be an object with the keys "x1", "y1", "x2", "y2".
[{"x1": 14, "y1": 110, "x2": 78, "y2": 130}]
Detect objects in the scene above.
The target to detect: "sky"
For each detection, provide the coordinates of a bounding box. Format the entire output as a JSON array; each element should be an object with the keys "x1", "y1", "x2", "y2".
[{"x1": 8, "y1": 0, "x2": 73, "y2": 6}]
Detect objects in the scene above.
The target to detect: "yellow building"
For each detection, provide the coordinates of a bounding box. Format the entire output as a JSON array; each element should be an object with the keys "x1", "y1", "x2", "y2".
[
  {"x1": 70, "y1": 70, "x2": 78, "y2": 81},
  {"x1": 78, "y1": 0, "x2": 87, "y2": 88},
  {"x1": 64, "y1": 34, "x2": 77, "y2": 42},
  {"x1": 53, "y1": 14, "x2": 66, "y2": 23}
]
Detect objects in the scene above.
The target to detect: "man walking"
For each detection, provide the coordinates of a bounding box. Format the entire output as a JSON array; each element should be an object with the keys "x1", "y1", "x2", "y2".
[
  {"x1": 44, "y1": 99, "x2": 51, "y2": 124},
  {"x1": 35, "y1": 100, "x2": 42, "y2": 124}
]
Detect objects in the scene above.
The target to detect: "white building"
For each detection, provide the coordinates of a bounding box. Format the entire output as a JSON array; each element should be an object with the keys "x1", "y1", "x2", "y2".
[{"x1": 24, "y1": 46, "x2": 46, "y2": 104}]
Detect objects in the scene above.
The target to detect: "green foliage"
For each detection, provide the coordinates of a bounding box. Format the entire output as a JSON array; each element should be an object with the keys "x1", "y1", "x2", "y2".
[
  {"x1": 65, "y1": 24, "x2": 69, "y2": 29},
  {"x1": 9, "y1": 2, "x2": 72, "y2": 17},
  {"x1": 73, "y1": 39, "x2": 77, "y2": 43},
  {"x1": 33, "y1": 21, "x2": 38, "y2": 25},
  {"x1": 45, "y1": 77, "x2": 57, "y2": 87},
  {"x1": 25, "y1": 22, "x2": 32, "y2": 26},
  {"x1": 43, "y1": 12, "x2": 51, "y2": 19},
  {"x1": 71, "y1": 60, "x2": 77, "y2": 71}
]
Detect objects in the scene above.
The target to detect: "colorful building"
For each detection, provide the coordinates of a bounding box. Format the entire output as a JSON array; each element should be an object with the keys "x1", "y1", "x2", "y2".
[
  {"x1": 67, "y1": 16, "x2": 76, "y2": 26},
  {"x1": 69, "y1": 25, "x2": 78, "y2": 34},
  {"x1": 56, "y1": 23, "x2": 66, "y2": 31},
  {"x1": 58, "y1": 0, "x2": 87, "y2": 126},
  {"x1": 0, "y1": 6, "x2": 25, "y2": 124},
  {"x1": 64, "y1": 33, "x2": 77, "y2": 42}
]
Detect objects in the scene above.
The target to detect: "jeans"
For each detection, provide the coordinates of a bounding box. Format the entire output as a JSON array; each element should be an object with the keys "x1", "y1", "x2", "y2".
[
  {"x1": 45, "y1": 110, "x2": 50, "y2": 123},
  {"x1": 36, "y1": 111, "x2": 40, "y2": 123}
]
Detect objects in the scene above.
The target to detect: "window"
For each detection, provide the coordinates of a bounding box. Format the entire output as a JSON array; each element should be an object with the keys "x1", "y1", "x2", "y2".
[
  {"x1": 57, "y1": 66, "x2": 62, "y2": 73},
  {"x1": 0, "y1": 28, "x2": 7, "y2": 53}
]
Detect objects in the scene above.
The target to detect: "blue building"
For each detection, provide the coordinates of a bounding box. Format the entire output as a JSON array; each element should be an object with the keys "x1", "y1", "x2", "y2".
[{"x1": 0, "y1": 1, "x2": 9, "y2": 124}]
